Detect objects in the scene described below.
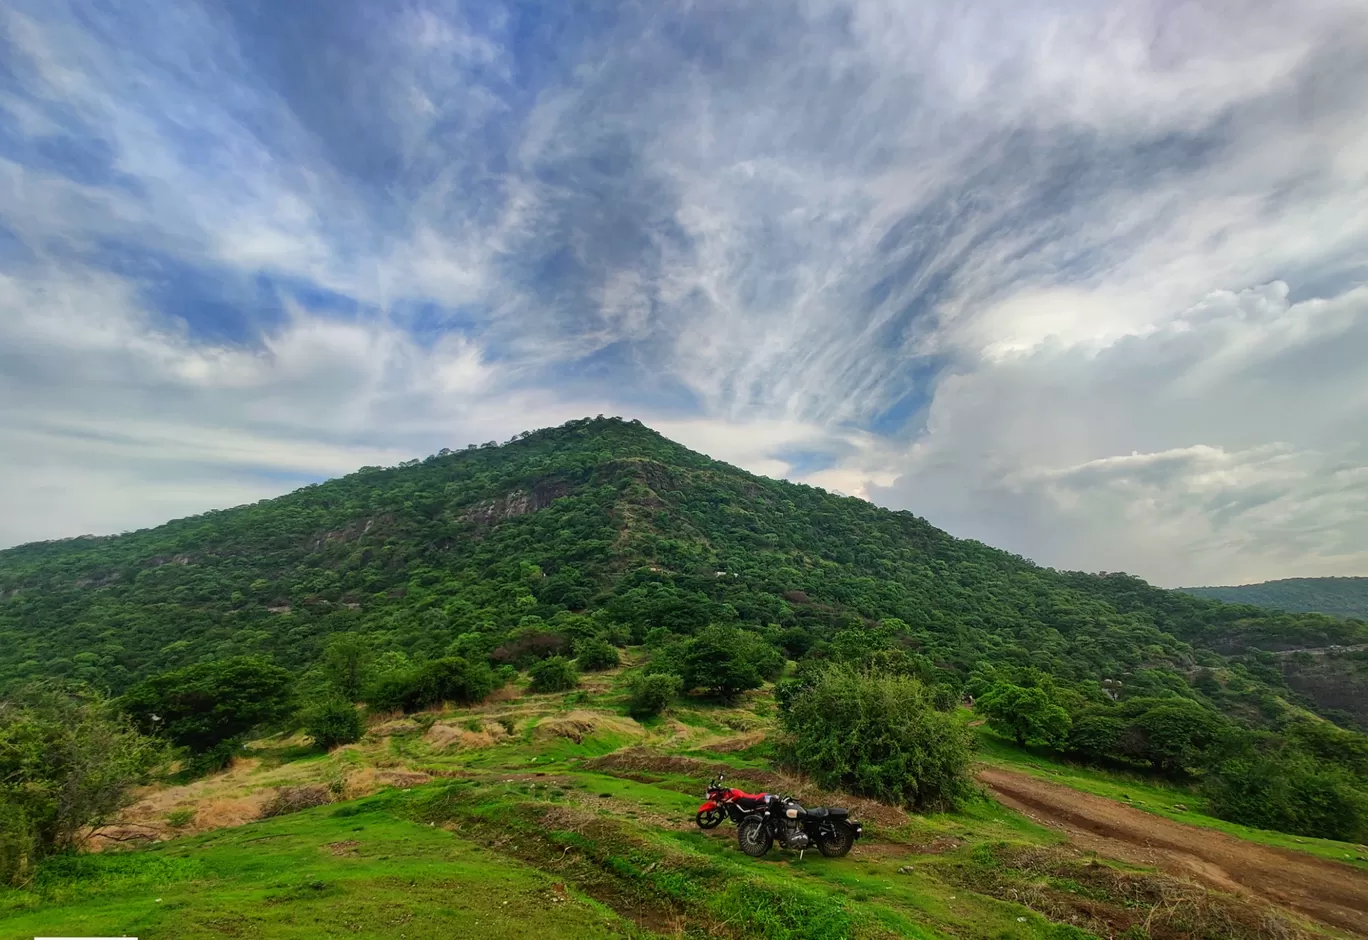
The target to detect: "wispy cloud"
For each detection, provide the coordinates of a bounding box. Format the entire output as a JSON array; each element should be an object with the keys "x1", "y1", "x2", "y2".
[{"x1": 0, "y1": 0, "x2": 1365, "y2": 585}]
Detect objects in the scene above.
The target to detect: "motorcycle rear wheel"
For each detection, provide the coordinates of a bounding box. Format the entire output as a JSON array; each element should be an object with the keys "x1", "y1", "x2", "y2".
[
  {"x1": 738, "y1": 817, "x2": 773, "y2": 857},
  {"x1": 815, "y1": 823, "x2": 855, "y2": 858},
  {"x1": 695, "y1": 808, "x2": 724, "y2": 829}
]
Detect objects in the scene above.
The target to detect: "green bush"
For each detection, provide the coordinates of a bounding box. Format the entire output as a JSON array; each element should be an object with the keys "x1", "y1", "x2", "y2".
[
  {"x1": 779, "y1": 665, "x2": 973, "y2": 810},
  {"x1": 1205, "y1": 755, "x2": 1368, "y2": 842},
  {"x1": 1067, "y1": 714, "x2": 1125, "y2": 760},
  {"x1": 364, "y1": 657, "x2": 494, "y2": 713},
  {"x1": 0, "y1": 798, "x2": 36, "y2": 886},
  {"x1": 672, "y1": 625, "x2": 782, "y2": 700},
  {"x1": 320, "y1": 633, "x2": 373, "y2": 701},
  {"x1": 978, "y1": 681, "x2": 1071, "y2": 748},
  {"x1": 643, "y1": 627, "x2": 674, "y2": 649},
  {"x1": 1119, "y1": 700, "x2": 1228, "y2": 774},
  {"x1": 626, "y1": 673, "x2": 682, "y2": 718},
  {"x1": 120, "y1": 657, "x2": 294, "y2": 754},
  {"x1": 0, "y1": 683, "x2": 164, "y2": 885},
  {"x1": 303, "y1": 698, "x2": 365, "y2": 751},
  {"x1": 165, "y1": 808, "x2": 196, "y2": 828},
  {"x1": 528, "y1": 656, "x2": 579, "y2": 693},
  {"x1": 573, "y1": 637, "x2": 621, "y2": 672}
]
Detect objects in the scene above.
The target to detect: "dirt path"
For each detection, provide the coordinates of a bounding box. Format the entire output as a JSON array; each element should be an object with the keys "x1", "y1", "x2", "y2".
[{"x1": 979, "y1": 768, "x2": 1368, "y2": 937}]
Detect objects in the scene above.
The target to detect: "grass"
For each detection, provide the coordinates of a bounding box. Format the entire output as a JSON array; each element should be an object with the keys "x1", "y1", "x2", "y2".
[
  {"x1": 1, "y1": 802, "x2": 646, "y2": 939},
  {"x1": 5, "y1": 680, "x2": 1354, "y2": 938}
]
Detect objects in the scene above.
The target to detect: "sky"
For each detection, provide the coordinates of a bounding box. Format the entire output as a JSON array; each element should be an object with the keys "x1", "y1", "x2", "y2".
[{"x1": 1, "y1": 0, "x2": 1366, "y2": 588}]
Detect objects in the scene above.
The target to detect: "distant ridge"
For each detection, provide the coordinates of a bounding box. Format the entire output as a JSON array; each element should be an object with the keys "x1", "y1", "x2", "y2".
[{"x1": 1182, "y1": 577, "x2": 1368, "y2": 621}]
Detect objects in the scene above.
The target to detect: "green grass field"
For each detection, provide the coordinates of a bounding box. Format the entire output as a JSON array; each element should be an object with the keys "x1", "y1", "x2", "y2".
[{"x1": 0, "y1": 678, "x2": 1353, "y2": 939}]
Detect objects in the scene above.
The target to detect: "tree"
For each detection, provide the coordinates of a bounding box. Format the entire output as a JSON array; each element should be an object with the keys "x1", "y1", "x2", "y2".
[
  {"x1": 0, "y1": 683, "x2": 164, "y2": 884},
  {"x1": 302, "y1": 698, "x2": 365, "y2": 751},
  {"x1": 1119, "y1": 700, "x2": 1227, "y2": 774},
  {"x1": 676, "y1": 626, "x2": 779, "y2": 700},
  {"x1": 1205, "y1": 755, "x2": 1368, "y2": 842},
  {"x1": 977, "y1": 681, "x2": 1071, "y2": 748},
  {"x1": 627, "y1": 673, "x2": 682, "y2": 718},
  {"x1": 528, "y1": 656, "x2": 579, "y2": 693},
  {"x1": 1067, "y1": 714, "x2": 1125, "y2": 760},
  {"x1": 365, "y1": 657, "x2": 494, "y2": 713},
  {"x1": 574, "y1": 637, "x2": 620, "y2": 672},
  {"x1": 119, "y1": 657, "x2": 294, "y2": 756},
  {"x1": 320, "y1": 633, "x2": 373, "y2": 701},
  {"x1": 779, "y1": 665, "x2": 972, "y2": 810}
]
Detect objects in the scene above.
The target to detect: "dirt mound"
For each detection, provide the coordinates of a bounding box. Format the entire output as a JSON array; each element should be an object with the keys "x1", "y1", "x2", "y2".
[
  {"x1": 424, "y1": 720, "x2": 510, "y2": 751},
  {"x1": 945, "y1": 841, "x2": 1315, "y2": 940},
  {"x1": 261, "y1": 784, "x2": 334, "y2": 818},
  {"x1": 705, "y1": 732, "x2": 767, "y2": 753},
  {"x1": 585, "y1": 747, "x2": 725, "y2": 777},
  {"x1": 980, "y1": 767, "x2": 1368, "y2": 937},
  {"x1": 342, "y1": 767, "x2": 431, "y2": 798},
  {"x1": 534, "y1": 710, "x2": 640, "y2": 744}
]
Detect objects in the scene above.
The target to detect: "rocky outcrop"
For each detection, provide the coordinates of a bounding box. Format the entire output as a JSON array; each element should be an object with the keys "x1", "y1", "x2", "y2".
[{"x1": 460, "y1": 479, "x2": 572, "y2": 526}]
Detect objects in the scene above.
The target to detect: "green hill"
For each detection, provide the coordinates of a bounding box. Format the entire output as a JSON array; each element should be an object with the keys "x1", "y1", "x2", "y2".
[
  {"x1": 2, "y1": 416, "x2": 1366, "y2": 720},
  {"x1": 1182, "y1": 577, "x2": 1368, "y2": 621}
]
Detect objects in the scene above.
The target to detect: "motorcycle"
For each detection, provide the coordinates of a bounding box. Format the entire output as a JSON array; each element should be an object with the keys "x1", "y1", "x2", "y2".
[
  {"x1": 736, "y1": 796, "x2": 862, "y2": 858},
  {"x1": 695, "y1": 773, "x2": 772, "y2": 829}
]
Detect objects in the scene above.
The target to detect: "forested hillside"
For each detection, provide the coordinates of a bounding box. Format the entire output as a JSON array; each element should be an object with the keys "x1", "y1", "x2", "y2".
[
  {"x1": 1183, "y1": 577, "x2": 1368, "y2": 621},
  {"x1": 3, "y1": 417, "x2": 1366, "y2": 722}
]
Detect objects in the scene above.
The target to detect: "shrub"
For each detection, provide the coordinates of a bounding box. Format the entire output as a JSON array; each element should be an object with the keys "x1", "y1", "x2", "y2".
[
  {"x1": 627, "y1": 673, "x2": 682, "y2": 718},
  {"x1": 165, "y1": 808, "x2": 196, "y2": 828},
  {"x1": 0, "y1": 683, "x2": 164, "y2": 884},
  {"x1": 120, "y1": 656, "x2": 294, "y2": 754},
  {"x1": 320, "y1": 633, "x2": 373, "y2": 701},
  {"x1": 675, "y1": 625, "x2": 782, "y2": 700},
  {"x1": 1119, "y1": 700, "x2": 1228, "y2": 774},
  {"x1": 364, "y1": 657, "x2": 494, "y2": 713},
  {"x1": 1205, "y1": 755, "x2": 1368, "y2": 842},
  {"x1": 0, "y1": 799, "x2": 36, "y2": 886},
  {"x1": 1067, "y1": 714, "x2": 1125, "y2": 760},
  {"x1": 977, "y1": 681, "x2": 1071, "y2": 748},
  {"x1": 303, "y1": 699, "x2": 365, "y2": 751},
  {"x1": 779, "y1": 665, "x2": 973, "y2": 811},
  {"x1": 643, "y1": 627, "x2": 674, "y2": 649},
  {"x1": 490, "y1": 629, "x2": 569, "y2": 667},
  {"x1": 528, "y1": 656, "x2": 579, "y2": 693},
  {"x1": 574, "y1": 637, "x2": 620, "y2": 672}
]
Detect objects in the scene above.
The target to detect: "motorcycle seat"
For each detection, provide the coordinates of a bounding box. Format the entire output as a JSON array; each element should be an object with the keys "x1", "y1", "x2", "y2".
[
  {"x1": 733, "y1": 794, "x2": 769, "y2": 809},
  {"x1": 800, "y1": 807, "x2": 849, "y2": 820}
]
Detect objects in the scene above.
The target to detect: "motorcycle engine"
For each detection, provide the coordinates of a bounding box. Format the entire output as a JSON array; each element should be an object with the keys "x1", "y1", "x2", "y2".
[{"x1": 779, "y1": 805, "x2": 810, "y2": 849}]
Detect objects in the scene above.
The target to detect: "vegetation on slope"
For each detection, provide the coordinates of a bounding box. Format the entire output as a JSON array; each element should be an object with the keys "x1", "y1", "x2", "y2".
[
  {"x1": 1182, "y1": 577, "x2": 1368, "y2": 621},
  {"x1": 4, "y1": 673, "x2": 1354, "y2": 940},
  {"x1": 3, "y1": 417, "x2": 1368, "y2": 849},
  {"x1": 2, "y1": 417, "x2": 1362, "y2": 698}
]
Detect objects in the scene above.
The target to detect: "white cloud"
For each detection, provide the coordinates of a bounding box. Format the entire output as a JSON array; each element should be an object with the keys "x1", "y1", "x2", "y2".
[
  {"x1": 870, "y1": 283, "x2": 1368, "y2": 585},
  {"x1": 1, "y1": 0, "x2": 1366, "y2": 588}
]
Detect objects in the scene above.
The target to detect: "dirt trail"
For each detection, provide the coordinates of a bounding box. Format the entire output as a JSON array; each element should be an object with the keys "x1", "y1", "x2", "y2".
[{"x1": 979, "y1": 768, "x2": 1368, "y2": 937}]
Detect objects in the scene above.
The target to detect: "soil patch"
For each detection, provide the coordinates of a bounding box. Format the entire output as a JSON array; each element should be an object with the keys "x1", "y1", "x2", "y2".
[
  {"x1": 944, "y1": 842, "x2": 1313, "y2": 940},
  {"x1": 979, "y1": 767, "x2": 1368, "y2": 937},
  {"x1": 534, "y1": 710, "x2": 640, "y2": 744}
]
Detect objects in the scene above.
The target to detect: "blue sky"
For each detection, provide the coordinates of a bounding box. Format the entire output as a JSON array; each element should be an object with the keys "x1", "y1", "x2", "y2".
[{"x1": 1, "y1": 0, "x2": 1366, "y2": 586}]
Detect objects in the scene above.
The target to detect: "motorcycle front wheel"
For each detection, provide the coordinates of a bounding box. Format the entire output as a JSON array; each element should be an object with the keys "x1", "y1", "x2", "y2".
[
  {"x1": 695, "y1": 808, "x2": 725, "y2": 829},
  {"x1": 737, "y1": 816, "x2": 773, "y2": 857},
  {"x1": 815, "y1": 823, "x2": 855, "y2": 858}
]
